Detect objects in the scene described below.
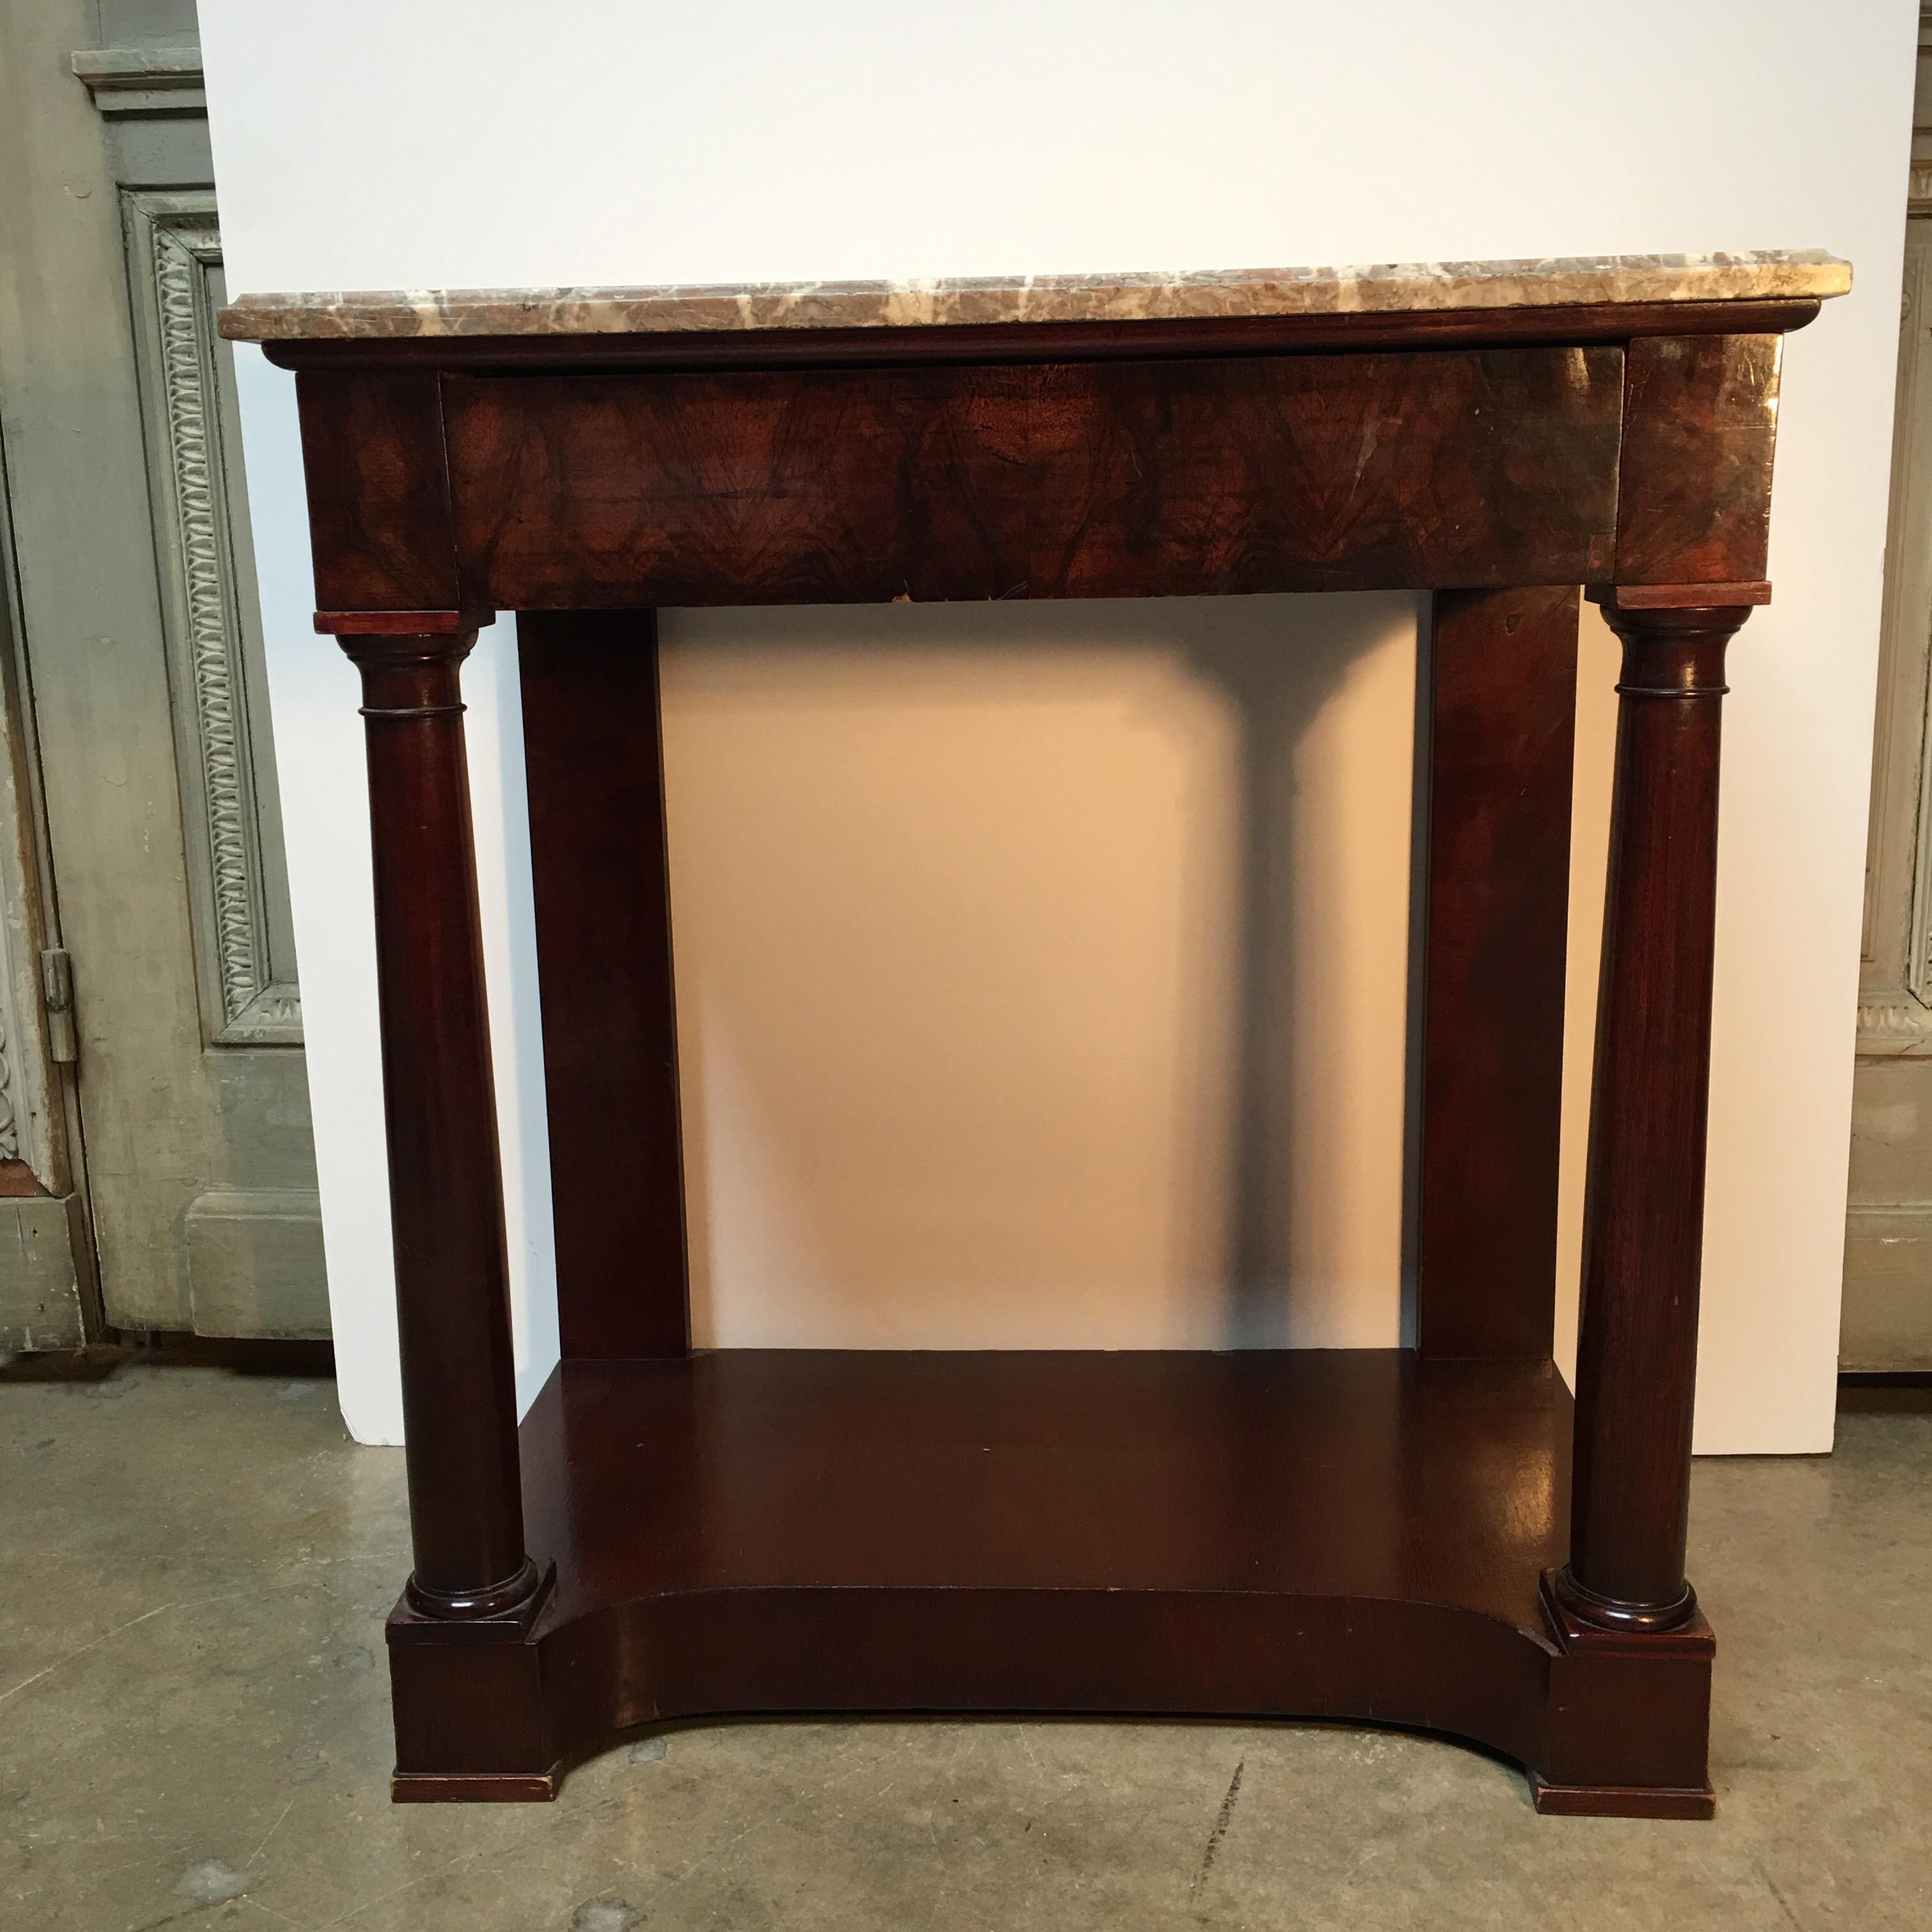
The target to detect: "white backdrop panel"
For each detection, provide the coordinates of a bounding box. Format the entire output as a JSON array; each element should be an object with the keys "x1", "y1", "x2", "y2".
[{"x1": 201, "y1": 0, "x2": 1915, "y2": 1450}]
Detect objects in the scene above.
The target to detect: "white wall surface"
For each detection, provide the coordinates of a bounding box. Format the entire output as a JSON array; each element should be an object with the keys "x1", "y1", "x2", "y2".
[{"x1": 200, "y1": 0, "x2": 1915, "y2": 1452}]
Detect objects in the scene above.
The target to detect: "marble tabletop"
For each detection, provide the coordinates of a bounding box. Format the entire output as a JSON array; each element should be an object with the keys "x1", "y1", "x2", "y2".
[{"x1": 218, "y1": 250, "x2": 1850, "y2": 341}]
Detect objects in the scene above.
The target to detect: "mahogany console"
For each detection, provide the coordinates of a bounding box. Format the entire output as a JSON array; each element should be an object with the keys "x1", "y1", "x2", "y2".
[{"x1": 222, "y1": 250, "x2": 1850, "y2": 1815}]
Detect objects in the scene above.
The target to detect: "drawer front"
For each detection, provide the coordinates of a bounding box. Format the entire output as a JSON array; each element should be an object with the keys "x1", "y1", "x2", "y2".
[{"x1": 441, "y1": 346, "x2": 1623, "y2": 608}]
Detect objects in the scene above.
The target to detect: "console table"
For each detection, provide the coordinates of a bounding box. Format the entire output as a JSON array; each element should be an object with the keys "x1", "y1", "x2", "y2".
[{"x1": 222, "y1": 249, "x2": 1850, "y2": 1818}]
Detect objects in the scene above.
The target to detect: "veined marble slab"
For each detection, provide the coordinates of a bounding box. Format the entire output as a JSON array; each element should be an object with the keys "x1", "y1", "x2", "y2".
[{"x1": 218, "y1": 250, "x2": 1850, "y2": 341}]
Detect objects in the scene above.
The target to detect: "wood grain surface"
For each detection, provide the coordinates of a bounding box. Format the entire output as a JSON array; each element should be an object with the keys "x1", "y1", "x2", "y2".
[
  {"x1": 1415, "y1": 589, "x2": 1579, "y2": 1358},
  {"x1": 385, "y1": 1348, "x2": 1710, "y2": 1811},
  {"x1": 519, "y1": 610, "x2": 690, "y2": 1360},
  {"x1": 282, "y1": 298, "x2": 1817, "y2": 1814},
  {"x1": 441, "y1": 349, "x2": 1622, "y2": 608},
  {"x1": 1614, "y1": 335, "x2": 1782, "y2": 585},
  {"x1": 1558, "y1": 601, "x2": 1752, "y2": 1630}
]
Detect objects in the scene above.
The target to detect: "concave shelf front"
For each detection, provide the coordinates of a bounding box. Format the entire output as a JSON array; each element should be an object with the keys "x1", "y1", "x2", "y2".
[
  {"x1": 388, "y1": 1352, "x2": 1581, "y2": 1783},
  {"x1": 388, "y1": 1349, "x2": 1712, "y2": 1814}
]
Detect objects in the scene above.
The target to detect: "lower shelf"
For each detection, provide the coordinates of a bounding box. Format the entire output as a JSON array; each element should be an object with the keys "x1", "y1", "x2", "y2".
[{"x1": 387, "y1": 1349, "x2": 1714, "y2": 1814}]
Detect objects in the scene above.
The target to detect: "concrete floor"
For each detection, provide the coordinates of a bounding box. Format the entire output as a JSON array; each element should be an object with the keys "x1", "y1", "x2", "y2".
[{"x1": 0, "y1": 1363, "x2": 1925, "y2": 1932}]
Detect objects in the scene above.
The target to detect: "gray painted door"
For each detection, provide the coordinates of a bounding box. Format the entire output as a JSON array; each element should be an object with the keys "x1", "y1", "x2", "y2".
[
  {"x1": 1848, "y1": 206, "x2": 1932, "y2": 1372},
  {"x1": 0, "y1": 0, "x2": 326, "y2": 1340}
]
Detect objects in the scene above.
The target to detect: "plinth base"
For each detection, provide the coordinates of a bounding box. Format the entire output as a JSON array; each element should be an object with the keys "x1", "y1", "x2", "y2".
[
  {"x1": 387, "y1": 1350, "x2": 1714, "y2": 1814},
  {"x1": 1531, "y1": 1779, "x2": 1715, "y2": 1820}
]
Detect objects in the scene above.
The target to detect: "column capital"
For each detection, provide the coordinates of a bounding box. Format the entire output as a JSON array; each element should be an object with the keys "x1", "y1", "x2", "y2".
[
  {"x1": 339, "y1": 628, "x2": 482, "y2": 721},
  {"x1": 315, "y1": 608, "x2": 495, "y2": 636},
  {"x1": 1587, "y1": 583, "x2": 1769, "y2": 615},
  {"x1": 1594, "y1": 597, "x2": 1754, "y2": 701}
]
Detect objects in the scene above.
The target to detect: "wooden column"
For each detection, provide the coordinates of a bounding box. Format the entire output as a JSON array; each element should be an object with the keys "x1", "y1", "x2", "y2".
[
  {"x1": 1552, "y1": 596, "x2": 1752, "y2": 1632},
  {"x1": 1415, "y1": 587, "x2": 1579, "y2": 1358},
  {"x1": 339, "y1": 624, "x2": 544, "y2": 1623},
  {"x1": 519, "y1": 611, "x2": 689, "y2": 1360}
]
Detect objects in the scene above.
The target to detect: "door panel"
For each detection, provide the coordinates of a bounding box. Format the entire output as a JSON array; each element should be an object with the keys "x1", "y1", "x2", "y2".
[
  {"x1": 0, "y1": 1, "x2": 325, "y2": 1339},
  {"x1": 1847, "y1": 213, "x2": 1932, "y2": 1372}
]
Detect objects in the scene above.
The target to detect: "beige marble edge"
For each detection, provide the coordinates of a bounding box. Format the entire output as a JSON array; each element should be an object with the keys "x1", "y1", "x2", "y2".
[{"x1": 218, "y1": 250, "x2": 1851, "y2": 341}]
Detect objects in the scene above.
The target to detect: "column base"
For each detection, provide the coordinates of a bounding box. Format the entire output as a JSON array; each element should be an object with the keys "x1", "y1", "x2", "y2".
[
  {"x1": 388, "y1": 1562, "x2": 558, "y2": 1793},
  {"x1": 395, "y1": 1558, "x2": 555, "y2": 1639},
  {"x1": 1538, "y1": 1568, "x2": 1715, "y2": 1813},
  {"x1": 1548, "y1": 1561, "x2": 1698, "y2": 1634}
]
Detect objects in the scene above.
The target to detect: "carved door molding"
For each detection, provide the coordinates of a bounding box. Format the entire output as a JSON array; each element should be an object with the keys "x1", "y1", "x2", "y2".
[{"x1": 125, "y1": 189, "x2": 303, "y2": 1047}]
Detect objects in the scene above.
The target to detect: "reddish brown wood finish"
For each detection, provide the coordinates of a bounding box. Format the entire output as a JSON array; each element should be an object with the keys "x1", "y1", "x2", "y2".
[
  {"x1": 394, "y1": 1772, "x2": 558, "y2": 1803},
  {"x1": 314, "y1": 608, "x2": 485, "y2": 635},
  {"x1": 382, "y1": 1349, "x2": 1710, "y2": 1813},
  {"x1": 259, "y1": 295, "x2": 1820, "y2": 376},
  {"x1": 1416, "y1": 588, "x2": 1579, "y2": 1358},
  {"x1": 271, "y1": 295, "x2": 1820, "y2": 1817},
  {"x1": 440, "y1": 348, "x2": 1622, "y2": 609},
  {"x1": 341, "y1": 631, "x2": 544, "y2": 1623},
  {"x1": 1534, "y1": 1572, "x2": 1716, "y2": 1816},
  {"x1": 298, "y1": 372, "x2": 470, "y2": 614},
  {"x1": 1608, "y1": 580, "x2": 1770, "y2": 610},
  {"x1": 1554, "y1": 599, "x2": 1751, "y2": 1632},
  {"x1": 1616, "y1": 335, "x2": 1782, "y2": 585},
  {"x1": 519, "y1": 611, "x2": 689, "y2": 1359},
  {"x1": 1531, "y1": 1783, "x2": 1714, "y2": 1822}
]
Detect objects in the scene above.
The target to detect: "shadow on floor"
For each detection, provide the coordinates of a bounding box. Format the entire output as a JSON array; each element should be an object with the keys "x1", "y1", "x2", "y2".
[{"x1": 0, "y1": 1333, "x2": 334, "y2": 1383}]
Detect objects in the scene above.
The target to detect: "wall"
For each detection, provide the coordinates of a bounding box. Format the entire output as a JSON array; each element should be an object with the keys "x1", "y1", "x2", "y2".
[{"x1": 199, "y1": 0, "x2": 1916, "y2": 1451}]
